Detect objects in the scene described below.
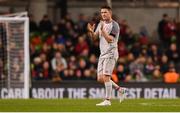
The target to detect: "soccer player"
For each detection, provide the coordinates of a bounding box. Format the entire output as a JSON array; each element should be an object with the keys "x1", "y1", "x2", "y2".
[{"x1": 87, "y1": 5, "x2": 127, "y2": 106}]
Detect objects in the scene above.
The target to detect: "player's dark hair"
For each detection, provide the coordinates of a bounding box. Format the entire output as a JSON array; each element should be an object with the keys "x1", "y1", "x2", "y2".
[
  {"x1": 163, "y1": 13, "x2": 168, "y2": 18},
  {"x1": 100, "y1": 5, "x2": 112, "y2": 11}
]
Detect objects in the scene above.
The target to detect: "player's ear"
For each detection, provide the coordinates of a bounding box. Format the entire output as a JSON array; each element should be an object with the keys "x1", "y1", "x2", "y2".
[
  {"x1": 109, "y1": 10, "x2": 112, "y2": 16},
  {"x1": 100, "y1": 15, "x2": 103, "y2": 20}
]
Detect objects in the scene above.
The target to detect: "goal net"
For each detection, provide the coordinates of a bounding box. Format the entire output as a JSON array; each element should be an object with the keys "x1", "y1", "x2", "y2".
[{"x1": 0, "y1": 12, "x2": 29, "y2": 98}]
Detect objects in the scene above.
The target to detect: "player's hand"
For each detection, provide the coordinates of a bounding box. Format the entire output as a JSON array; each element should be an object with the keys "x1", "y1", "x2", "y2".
[
  {"x1": 100, "y1": 22, "x2": 105, "y2": 35},
  {"x1": 100, "y1": 22, "x2": 105, "y2": 31},
  {"x1": 87, "y1": 23, "x2": 95, "y2": 33}
]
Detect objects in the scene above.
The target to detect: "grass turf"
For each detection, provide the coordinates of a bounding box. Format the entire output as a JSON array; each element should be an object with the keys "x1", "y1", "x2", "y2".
[{"x1": 0, "y1": 98, "x2": 180, "y2": 112}]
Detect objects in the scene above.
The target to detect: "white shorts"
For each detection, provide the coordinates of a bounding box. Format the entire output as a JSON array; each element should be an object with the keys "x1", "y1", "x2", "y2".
[{"x1": 97, "y1": 57, "x2": 117, "y2": 76}]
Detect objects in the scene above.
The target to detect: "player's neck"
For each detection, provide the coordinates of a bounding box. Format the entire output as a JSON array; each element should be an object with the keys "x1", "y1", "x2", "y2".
[{"x1": 104, "y1": 18, "x2": 112, "y2": 24}]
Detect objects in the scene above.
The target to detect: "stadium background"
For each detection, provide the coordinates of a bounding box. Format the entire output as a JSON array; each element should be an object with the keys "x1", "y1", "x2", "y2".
[{"x1": 0, "y1": 0, "x2": 180, "y2": 99}]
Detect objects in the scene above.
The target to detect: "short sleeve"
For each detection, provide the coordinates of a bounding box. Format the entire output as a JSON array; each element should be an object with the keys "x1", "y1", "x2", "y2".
[
  {"x1": 95, "y1": 22, "x2": 101, "y2": 33},
  {"x1": 110, "y1": 22, "x2": 120, "y2": 37}
]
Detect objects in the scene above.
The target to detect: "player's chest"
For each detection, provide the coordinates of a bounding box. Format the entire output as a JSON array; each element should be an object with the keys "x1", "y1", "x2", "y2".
[
  {"x1": 103, "y1": 24, "x2": 113, "y2": 33},
  {"x1": 99, "y1": 24, "x2": 113, "y2": 37}
]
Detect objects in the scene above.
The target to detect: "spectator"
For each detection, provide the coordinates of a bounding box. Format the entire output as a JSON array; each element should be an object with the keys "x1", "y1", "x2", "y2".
[
  {"x1": 164, "y1": 18, "x2": 177, "y2": 46},
  {"x1": 29, "y1": 14, "x2": 38, "y2": 32},
  {"x1": 68, "y1": 55, "x2": 77, "y2": 71},
  {"x1": 164, "y1": 63, "x2": 179, "y2": 83},
  {"x1": 63, "y1": 69, "x2": 76, "y2": 80},
  {"x1": 64, "y1": 13, "x2": 74, "y2": 28},
  {"x1": 83, "y1": 69, "x2": 94, "y2": 80},
  {"x1": 58, "y1": 19, "x2": 66, "y2": 36},
  {"x1": 160, "y1": 54, "x2": 169, "y2": 74},
  {"x1": 176, "y1": 20, "x2": 180, "y2": 51},
  {"x1": 42, "y1": 61, "x2": 52, "y2": 79},
  {"x1": 39, "y1": 14, "x2": 52, "y2": 33},
  {"x1": 12, "y1": 58, "x2": 21, "y2": 80},
  {"x1": 55, "y1": 34, "x2": 66, "y2": 45},
  {"x1": 166, "y1": 43, "x2": 180, "y2": 63},
  {"x1": 129, "y1": 56, "x2": 147, "y2": 82},
  {"x1": 130, "y1": 42, "x2": 141, "y2": 58},
  {"x1": 77, "y1": 13, "x2": 88, "y2": 34},
  {"x1": 31, "y1": 34, "x2": 42, "y2": 53},
  {"x1": 32, "y1": 57, "x2": 43, "y2": 80},
  {"x1": 41, "y1": 43, "x2": 53, "y2": 60},
  {"x1": 61, "y1": 55, "x2": 77, "y2": 80},
  {"x1": 119, "y1": 19, "x2": 128, "y2": 39},
  {"x1": 89, "y1": 40, "x2": 100, "y2": 57},
  {"x1": 0, "y1": 40, "x2": 2, "y2": 80},
  {"x1": 75, "y1": 35, "x2": 89, "y2": 55},
  {"x1": 139, "y1": 26, "x2": 149, "y2": 45},
  {"x1": 64, "y1": 21, "x2": 77, "y2": 40},
  {"x1": 56, "y1": 43, "x2": 67, "y2": 56},
  {"x1": 51, "y1": 51, "x2": 67, "y2": 81},
  {"x1": 144, "y1": 57, "x2": 155, "y2": 79},
  {"x1": 75, "y1": 58, "x2": 88, "y2": 80},
  {"x1": 152, "y1": 65, "x2": 162, "y2": 81},
  {"x1": 0, "y1": 58, "x2": 4, "y2": 80},
  {"x1": 121, "y1": 26, "x2": 135, "y2": 47},
  {"x1": 116, "y1": 63, "x2": 129, "y2": 82},
  {"x1": 118, "y1": 41, "x2": 128, "y2": 57},
  {"x1": 158, "y1": 14, "x2": 169, "y2": 47},
  {"x1": 140, "y1": 46, "x2": 148, "y2": 57},
  {"x1": 52, "y1": 25, "x2": 59, "y2": 35},
  {"x1": 65, "y1": 39, "x2": 75, "y2": 56},
  {"x1": 45, "y1": 34, "x2": 55, "y2": 46},
  {"x1": 147, "y1": 43, "x2": 162, "y2": 63},
  {"x1": 126, "y1": 52, "x2": 135, "y2": 64},
  {"x1": 88, "y1": 54, "x2": 97, "y2": 79}
]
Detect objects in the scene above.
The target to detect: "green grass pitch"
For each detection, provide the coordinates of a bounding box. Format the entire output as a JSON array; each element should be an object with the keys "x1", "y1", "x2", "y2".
[{"x1": 0, "y1": 98, "x2": 180, "y2": 112}]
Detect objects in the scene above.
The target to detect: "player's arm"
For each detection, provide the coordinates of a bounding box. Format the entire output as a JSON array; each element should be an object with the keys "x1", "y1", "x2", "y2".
[
  {"x1": 101, "y1": 23, "x2": 119, "y2": 43},
  {"x1": 87, "y1": 23, "x2": 98, "y2": 41},
  {"x1": 100, "y1": 23, "x2": 114, "y2": 43},
  {"x1": 101, "y1": 29, "x2": 114, "y2": 43}
]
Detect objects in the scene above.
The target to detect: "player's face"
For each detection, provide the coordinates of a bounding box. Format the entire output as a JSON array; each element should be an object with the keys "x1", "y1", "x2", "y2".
[{"x1": 100, "y1": 9, "x2": 112, "y2": 21}]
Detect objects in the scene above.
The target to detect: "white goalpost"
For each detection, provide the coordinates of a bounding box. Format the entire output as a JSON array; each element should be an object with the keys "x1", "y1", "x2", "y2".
[
  {"x1": 0, "y1": 12, "x2": 29, "y2": 99},
  {"x1": 106, "y1": 0, "x2": 112, "y2": 8}
]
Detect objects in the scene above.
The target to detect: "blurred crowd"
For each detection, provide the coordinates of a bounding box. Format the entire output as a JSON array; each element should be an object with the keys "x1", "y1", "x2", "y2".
[{"x1": 29, "y1": 13, "x2": 180, "y2": 83}]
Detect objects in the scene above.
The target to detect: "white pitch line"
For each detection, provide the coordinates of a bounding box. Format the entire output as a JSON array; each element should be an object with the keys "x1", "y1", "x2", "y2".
[{"x1": 139, "y1": 102, "x2": 180, "y2": 107}]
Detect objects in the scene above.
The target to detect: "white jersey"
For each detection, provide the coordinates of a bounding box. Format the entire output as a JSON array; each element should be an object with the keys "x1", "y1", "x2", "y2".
[{"x1": 95, "y1": 20, "x2": 120, "y2": 59}]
